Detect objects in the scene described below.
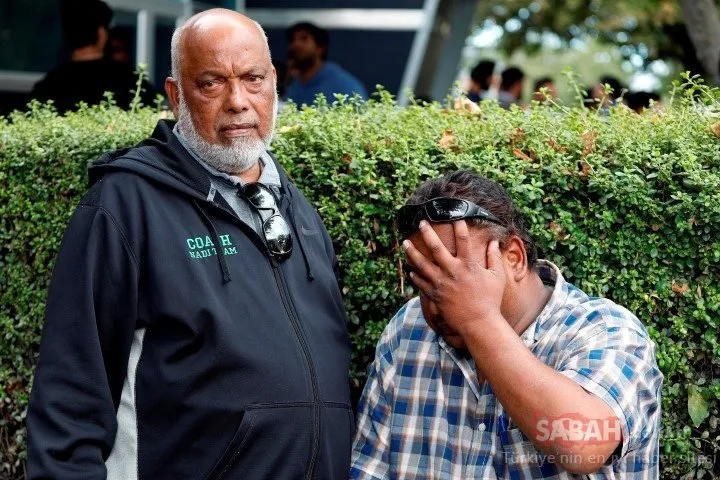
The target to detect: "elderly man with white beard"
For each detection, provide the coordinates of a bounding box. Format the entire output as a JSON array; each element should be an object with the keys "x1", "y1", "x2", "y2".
[{"x1": 26, "y1": 9, "x2": 353, "y2": 480}]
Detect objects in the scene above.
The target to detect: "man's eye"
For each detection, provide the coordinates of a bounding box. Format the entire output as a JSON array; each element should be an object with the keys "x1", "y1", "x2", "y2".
[
  {"x1": 248, "y1": 75, "x2": 264, "y2": 83},
  {"x1": 201, "y1": 80, "x2": 218, "y2": 89}
]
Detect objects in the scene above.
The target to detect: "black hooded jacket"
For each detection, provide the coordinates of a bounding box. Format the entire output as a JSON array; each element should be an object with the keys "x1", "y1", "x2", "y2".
[{"x1": 26, "y1": 120, "x2": 353, "y2": 479}]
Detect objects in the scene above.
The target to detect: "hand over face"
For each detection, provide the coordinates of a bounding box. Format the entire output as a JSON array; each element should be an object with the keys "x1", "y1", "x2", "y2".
[{"x1": 403, "y1": 220, "x2": 507, "y2": 338}]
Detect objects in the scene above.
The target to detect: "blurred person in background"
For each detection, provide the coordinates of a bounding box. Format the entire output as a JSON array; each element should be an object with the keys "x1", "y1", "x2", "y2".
[
  {"x1": 532, "y1": 76, "x2": 557, "y2": 103},
  {"x1": 625, "y1": 91, "x2": 661, "y2": 114},
  {"x1": 592, "y1": 75, "x2": 624, "y2": 108},
  {"x1": 31, "y1": 0, "x2": 156, "y2": 113},
  {"x1": 466, "y1": 59, "x2": 496, "y2": 103},
  {"x1": 284, "y1": 22, "x2": 367, "y2": 106},
  {"x1": 497, "y1": 66, "x2": 525, "y2": 109},
  {"x1": 582, "y1": 87, "x2": 599, "y2": 110},
  {"x1": 105, "y1": 27, "x2": 132, "y2": 64}
]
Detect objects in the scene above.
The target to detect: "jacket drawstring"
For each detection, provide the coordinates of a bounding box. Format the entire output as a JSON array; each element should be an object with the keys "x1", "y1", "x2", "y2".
[{"x1": 193, "y1": 199, "x2": 232, "y2": 283}]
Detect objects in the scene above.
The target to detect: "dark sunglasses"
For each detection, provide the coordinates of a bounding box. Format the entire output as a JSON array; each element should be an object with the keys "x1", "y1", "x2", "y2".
[
  {"x1": 240, "y1": 183, "x2": 293, "y2": 261},
  {"x1": 396, "y1": 197, "x2": 503, "y2": 237}
]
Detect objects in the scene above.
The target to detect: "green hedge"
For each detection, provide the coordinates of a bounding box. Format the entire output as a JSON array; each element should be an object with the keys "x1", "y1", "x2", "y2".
[{"x1": 2, "y1": 85, "x2": 720, "y2": 478}]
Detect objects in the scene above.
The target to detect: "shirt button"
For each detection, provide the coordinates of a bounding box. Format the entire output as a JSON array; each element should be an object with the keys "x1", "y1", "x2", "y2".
[{"x1": 478, "y1": 423, "x2": 486, "y2": 432}]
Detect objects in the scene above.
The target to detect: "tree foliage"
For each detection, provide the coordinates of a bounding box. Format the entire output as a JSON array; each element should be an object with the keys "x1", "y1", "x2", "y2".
[{"x1": 475, "y1": 0, "x2": 720, "y2": 82}]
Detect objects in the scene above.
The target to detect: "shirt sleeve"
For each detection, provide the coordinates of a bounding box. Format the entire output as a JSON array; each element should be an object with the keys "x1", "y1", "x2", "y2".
[
  {"x1": 349, "y1": 309, "x2": 404, "y2": 480},
  {"x1": 556, "y1": 308, "x2": 663, "y2": 458}
]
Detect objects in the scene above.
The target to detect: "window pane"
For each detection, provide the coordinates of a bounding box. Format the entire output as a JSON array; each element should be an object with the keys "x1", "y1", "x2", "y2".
[
  {"x1": 155, "y1": 16, "x2": 176, "y2": 83},
  {"x1": 0, "y1": 0, "x2": 64, "y2": 71},
  {"x1": 197, "y1": 0, "x2": 236, "y2": 7},
  {"x1": 111, "y1": 10, "x2": 139, "y2": 68}
]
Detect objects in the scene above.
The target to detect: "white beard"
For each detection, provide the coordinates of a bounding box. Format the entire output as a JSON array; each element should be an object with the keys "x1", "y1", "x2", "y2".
[{"x1": 176, "y1": 90, "x2": 277, "y2": 175}]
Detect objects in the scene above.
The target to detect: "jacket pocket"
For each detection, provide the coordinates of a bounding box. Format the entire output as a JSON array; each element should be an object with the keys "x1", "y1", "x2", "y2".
[
  {"x1": 312, "y1": 403, "x2": 355, "y2": 480},
  {"x1": 204, "y1": 409, "x2": 257, "y2": 480},
  {"x1": 204, "y1": 403, "x2": 316, "y2": 480}
]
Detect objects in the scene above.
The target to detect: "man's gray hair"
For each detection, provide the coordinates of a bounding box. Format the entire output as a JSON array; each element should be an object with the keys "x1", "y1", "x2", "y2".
[{"x1": 170, "y1": 15, "x2": 269, "y2": 80}]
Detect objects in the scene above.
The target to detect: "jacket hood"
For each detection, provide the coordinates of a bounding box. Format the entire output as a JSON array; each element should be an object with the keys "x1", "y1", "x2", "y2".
[{"x1": 87, "y1": 120, "x2": 319, "y2": 282}]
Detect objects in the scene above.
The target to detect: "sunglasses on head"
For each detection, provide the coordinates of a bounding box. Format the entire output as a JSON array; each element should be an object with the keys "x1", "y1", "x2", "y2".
[
  {"x1": 240, "y1": 183, "x2": 293, "y2": 261},
  {"x1": 396, "y1": 197, "x2": 503, "y2": 237}
]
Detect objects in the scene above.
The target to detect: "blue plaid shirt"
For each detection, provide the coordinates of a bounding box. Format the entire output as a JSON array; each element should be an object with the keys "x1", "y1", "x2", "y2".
[{"x1": 350, "y1": 261, "x2": 662, "y2": 479}]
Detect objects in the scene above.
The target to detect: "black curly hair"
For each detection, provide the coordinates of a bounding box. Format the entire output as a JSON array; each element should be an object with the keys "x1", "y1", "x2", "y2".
[{"x1": 405, "y1": 169, "x2": 538, "y2": 268}]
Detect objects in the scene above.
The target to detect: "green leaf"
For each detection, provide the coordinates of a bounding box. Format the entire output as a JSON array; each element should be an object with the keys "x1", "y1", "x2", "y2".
[{"x1": 688, "y1": 387, "x2": 710, "y2": 428}]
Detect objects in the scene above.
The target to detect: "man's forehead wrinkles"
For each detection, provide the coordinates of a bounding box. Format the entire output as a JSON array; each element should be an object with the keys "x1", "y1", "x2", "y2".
[
  {"x1": 194, "y1": 66, "x2": 266, "y2": 80},
  {"x1": 182, "y1": 45, "x2": 265, "y2": 76},
  {"x1": 180, "y1": 21, "x2": 245, "y2": 57},
  {"x1": 186, "y1": 14, "x2": 248, "y2": 35},
  {"x1": 181, "y1": 40, "x2": 269, "y2": 76}
]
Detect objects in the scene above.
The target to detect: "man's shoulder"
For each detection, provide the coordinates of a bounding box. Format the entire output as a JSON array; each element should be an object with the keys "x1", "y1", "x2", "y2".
[
  {"x1": 80, "y1": 142, "x2": 174, "y2": 208},
  {"x1": 78, "y1": 168, "x2": 150, "y2": 212},
  {"x1": 377, "y1": 297, "x2": 434, "y2": 355},
  {"x1": 323, "y1": 63, "x2": 365, "y2": 89},
  {"x1": 324, "y1": 62, "x2": 354, "y2": 76},
  {"x1": 553, "y1": 285, "x2": 650, "y2": 344},
  {"x1": 576, "y1": 291, "x2": 643, "y2": 326},
  {"x1": 42, "y1": 62, "x2": 75, "y2": 78},
  {"x1": 31, "y1": 63, "x2": 73, "y2": 95},
  {"x1": 104, "y1": 60, "x2": 149, "y2": 86},
  {"x1": 286, "y1": 75, "x2": 311, "y2": 94},
  {"x1": 283, "y1": 80, "x2": 313, "y2": 105}
]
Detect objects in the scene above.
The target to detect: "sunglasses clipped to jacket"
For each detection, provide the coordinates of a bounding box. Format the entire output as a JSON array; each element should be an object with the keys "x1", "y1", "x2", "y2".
[
  {"x1": 240, "y1": 182, "x2": 293, "y2": 261},
  {"x1": 396, "y1": 197, "x2": 503, "y2": 237}
]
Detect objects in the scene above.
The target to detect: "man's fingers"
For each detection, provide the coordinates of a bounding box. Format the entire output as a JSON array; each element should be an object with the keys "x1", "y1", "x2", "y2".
[
  {"x1": 409, "y1": 272, "x2": 435, "y2": 299},
  {"x1": 418, "y1": 221, "x2": 456, "y2": 270},
  {"x1": 453, "y1": 220, "x2": 470, "y2": 260},
  {"x1": 403, "y1": 238, "x2": 442, "y2": 280},
  {"x1": 486, "y1": 239, "x2": 504, "y2": 273}
]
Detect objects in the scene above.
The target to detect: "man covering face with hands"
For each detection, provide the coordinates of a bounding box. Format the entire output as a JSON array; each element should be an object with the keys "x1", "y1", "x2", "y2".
[{"x1": 350, "y1": 170, "x2": 662, "y2": 479}]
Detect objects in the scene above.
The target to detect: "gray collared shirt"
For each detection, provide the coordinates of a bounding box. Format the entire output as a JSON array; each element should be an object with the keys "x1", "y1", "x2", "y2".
[{"x1": 173, "y1": 123, "x2": 280, "y2": 236}]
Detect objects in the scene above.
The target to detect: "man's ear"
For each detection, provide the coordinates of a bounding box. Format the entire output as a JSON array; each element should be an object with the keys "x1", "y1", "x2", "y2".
[
  {"x1": 504, "y1": 235, "x2": 529, "y2": 281},
  {"x1": 165, "y1": 78, "x2": 180, "y2": 119}
]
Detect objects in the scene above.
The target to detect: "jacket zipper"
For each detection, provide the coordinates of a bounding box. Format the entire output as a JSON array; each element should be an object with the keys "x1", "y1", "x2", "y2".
[
  {"x1": 273, "y1": 267, "x2": 321, "y2": 480},
  {"x1": 208, "y1": 199, "x2": 321, "y2": 479}
]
